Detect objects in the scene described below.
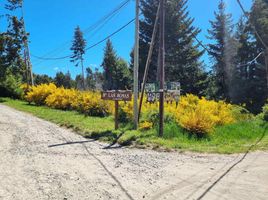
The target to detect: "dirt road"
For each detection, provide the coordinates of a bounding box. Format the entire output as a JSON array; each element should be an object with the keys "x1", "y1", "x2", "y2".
[{"x1": 0, "y1": 104, "x2": 267, "y2": 200}]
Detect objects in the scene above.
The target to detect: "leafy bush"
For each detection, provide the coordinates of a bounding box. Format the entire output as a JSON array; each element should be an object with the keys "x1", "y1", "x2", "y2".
[
  {"x1": 25, "y1": 83, "x2": 57, "y2": 105},
  {"x1": 262, "y1": 102, "x2": 268, "y2": 121},
  {"x1": 175, "y1": 94, "x2": 235, "y2": 135},
  {"x1": 78, "y1": 92, "x2": 112, "y2": 117},
  {"x1": 139, "y1": 121, "x2": 153, "y2": 131},
  {"x1": 120, "y1": 94, "x2": 235, "y2": 135},
  {"x1": 231, "y1": 105, "x2": 253, "y2": 121},
  {"x1": 0, "y1": 70, "x2": 23, "y2": 98},
  {"x1": 45, "y1": 87, "x2": 78, "y2": 110}
]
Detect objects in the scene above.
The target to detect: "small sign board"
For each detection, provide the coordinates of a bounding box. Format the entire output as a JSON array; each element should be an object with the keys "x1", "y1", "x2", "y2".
[
  {"x1": 101, "y1": 90, "x2": 132, "y2": 101},
  {"x1": 101, "y1": 90, "x2": 132, "y2": 130}
]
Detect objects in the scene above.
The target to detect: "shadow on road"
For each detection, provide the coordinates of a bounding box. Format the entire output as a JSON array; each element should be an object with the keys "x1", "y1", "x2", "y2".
[{"x1": 48, "y1": 139, "x2": 97, "y2": 148}]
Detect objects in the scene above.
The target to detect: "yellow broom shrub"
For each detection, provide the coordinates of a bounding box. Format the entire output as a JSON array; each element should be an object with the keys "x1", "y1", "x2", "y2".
[
  {"x1": 78, "y1": 92, "x2": 113, "y2": 117},
  {"x1": 23, "y1": 83, "x2": 236, "y2": 133},
  {"x1": 175, "y1": 94, "x2": 235, "y2": 134},
  {"x1": 25, "y1": 83, "x2": 57, "y2": 105},
  {"x1": 45, "y1": 88, "x2": 79, "y2": 110}
]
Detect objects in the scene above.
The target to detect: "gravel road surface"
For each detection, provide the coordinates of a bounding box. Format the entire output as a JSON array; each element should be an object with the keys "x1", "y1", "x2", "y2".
[{"x1": 0, "y1": 104, "x2": 267, "y2": 200}]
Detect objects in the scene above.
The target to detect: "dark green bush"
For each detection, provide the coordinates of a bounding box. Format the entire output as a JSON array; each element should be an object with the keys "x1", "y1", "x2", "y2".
[{"x1": 0, "y1": 69, "x2": 23, "y2": 98}]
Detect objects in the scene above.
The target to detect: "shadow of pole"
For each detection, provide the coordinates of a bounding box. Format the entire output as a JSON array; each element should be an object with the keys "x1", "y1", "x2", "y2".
[
  {"x1": 48, "y1": 139, "x2": 97, "y2": 148},
  {"x1": 81, "y1": 142, "x2": 135, "y2": 200}
]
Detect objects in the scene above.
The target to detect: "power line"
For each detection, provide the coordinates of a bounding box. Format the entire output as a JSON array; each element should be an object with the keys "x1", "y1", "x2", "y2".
[
  {"x1": 31, "y1": 0, "x2": 131, "y2": 63},
  {"x1": 31, "y1": 17, "x2": 136, "y2": 61}
]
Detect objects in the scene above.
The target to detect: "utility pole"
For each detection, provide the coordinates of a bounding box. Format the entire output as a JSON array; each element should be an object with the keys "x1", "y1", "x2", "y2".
[
  {"x1": 265, "y1": 49, "x2": 268, "y2": 89},
  {"x1": 21, "y1": 1, "x2": 34, "y2": 86},
  {"x1": 133, "y1": 0, "x2": 139, "y2": 129},
  {"x1": 159, "y1": 0, "x2": 165, "y2": 137}
]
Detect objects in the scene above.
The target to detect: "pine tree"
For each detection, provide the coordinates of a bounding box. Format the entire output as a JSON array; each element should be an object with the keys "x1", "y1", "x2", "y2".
[
  {"x1": 101, "y1": 39, "x2": 117, "y2": 90},
  {"x1": 102, "y1": 39, "x2": 131, "y2": 90},
  {"x1": 247, "y1": 0, "x2": 268, "y2": 113},
  {"x1": 70, "y1": 26, "x2": 86, "y2": 90},
  {"x1": 207, "y1": 0, "x2": 235, "y2": 100},
  {"x1": 5, "y1": 0, "x2": 22, "y2": 11},
  {"x1": 114, "y1": 58, "x2": 132, "y2": 90},
  {"x1": 85, "y1": 67, "x2": 96, "y2": 90},
  {"x1": 54, "y1": 71, "x2": 73, "y2": 89},
  {"x1": 139, "y1": 0, "x2": 207, "y2": 95}
]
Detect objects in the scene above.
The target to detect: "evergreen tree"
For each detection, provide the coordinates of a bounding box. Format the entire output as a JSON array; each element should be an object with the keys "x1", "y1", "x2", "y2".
[
  {"x1": 247, "y1": 0, "x2": 268, "y2": 113},
  {"x1": 102, "y1": 39, "x2": 132, "y2": 90},
  {"x1": 85, "y1": 67, "x2": 96, "y2": 90},
  {"x1": 70, "y1": 26, "x2": 86, "y2": 90},
  {"x1": 54, "y1": 71, "x2": 73, "y2": 89},
  {"x1": 0, "y1": 0, "x2": 26, "y2": 97},
  {"x1": 5, "y1": 0, "x2": 22, "y2": 11},
  {"x1": 101, "y1": 39, "x2": 118, "y2": 90},
  {"x1": 207, "y1": 0, "x2": 236, "y2": 100},
  {"x1": 139, "y1": 0, "x2": 207, "y2": 95},
  {"x1": 114, "y1": 58, "x2": 132, "y2": 90},
  {"x1": 250, "y1": 0, "x2": 268, "y2": 49},
  {"x1": 34, "y1": 74, "x2": 53, "y2": 85},
  {"x1": 94, "y1": 67, "x2": 104, "y2": 90}
]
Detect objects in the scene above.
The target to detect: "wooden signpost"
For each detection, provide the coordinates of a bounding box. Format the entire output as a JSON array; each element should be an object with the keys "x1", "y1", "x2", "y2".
[{"x1": 101, "y1": 90, "x2": 132, "y2": 130}]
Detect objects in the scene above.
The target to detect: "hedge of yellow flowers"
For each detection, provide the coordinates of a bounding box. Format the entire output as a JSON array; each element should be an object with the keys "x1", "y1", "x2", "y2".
[
  {"x1": 23, "y1": 84, "x2": 236, "y2": 134},
  {"x1": 24, "y1": 83, "x2": 113, "y2": 117},
  {"x1": 120, "y1": 94, "x2": 235, "y2": 134}
]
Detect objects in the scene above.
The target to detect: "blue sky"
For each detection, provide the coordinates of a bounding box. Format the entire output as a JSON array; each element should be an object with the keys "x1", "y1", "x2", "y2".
[{"x1": 0, "y1": 0, "x2": 252, "y2": 78}]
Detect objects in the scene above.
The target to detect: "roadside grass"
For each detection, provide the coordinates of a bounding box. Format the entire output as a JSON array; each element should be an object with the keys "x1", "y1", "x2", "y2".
[
  {"x1": 1, "y1": 97, "x2": 267, "y2": 154},
  {"x1": 1, "y1": 97, "x2": 114, "y2": 134}
]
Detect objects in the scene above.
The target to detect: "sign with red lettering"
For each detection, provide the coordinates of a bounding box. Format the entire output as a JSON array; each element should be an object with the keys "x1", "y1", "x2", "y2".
[{"x1": 101, "y1": 90, "x2": 132, "y2": 101}]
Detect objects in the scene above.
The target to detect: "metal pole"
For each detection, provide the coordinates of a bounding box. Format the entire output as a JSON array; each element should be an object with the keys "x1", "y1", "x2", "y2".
[
  {"x1": 159, "y1": 0, "x2": 165, "y2": 137},
  {"x1": 133, "y1": 0, "x2": 140, "y2": 129}
]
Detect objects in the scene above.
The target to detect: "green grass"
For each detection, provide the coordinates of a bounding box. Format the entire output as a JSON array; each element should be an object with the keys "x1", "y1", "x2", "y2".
[
  {"x1": 1, "y1": 98, "x2": 114, "y2": 134},
  {"x1": 1, "y1": 97, "x2": 268, "y2": 154}
]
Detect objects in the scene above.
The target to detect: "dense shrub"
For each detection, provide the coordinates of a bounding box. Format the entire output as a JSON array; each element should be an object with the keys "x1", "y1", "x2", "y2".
[
  {"x1": 262, "y1": 102, "x2": 268, "y2": 121},
  {"x1": 0, "y1": 70, "x2": 23, "y2": 98},
  {"x1": 175, "y1": 94, "x2": 235, "y2": 135},
  {"x1": 45, "y1": 88, "x2": 78, "y2": 110},
  {"x1": 23, "y1": 84, "x2": 244, "y2": 135},
  {"x1": 78, "y1": 92, "x2": 112, "y2": 117},
  {"x1": 25, "y1": 83, "x2": 57, "y2": 105},
  {"x1": 23, "y1": 83, "x2": 113, "y2": 117},
  {"x1": 120, "y1": 94, "x2": 236, "y2": 135}
]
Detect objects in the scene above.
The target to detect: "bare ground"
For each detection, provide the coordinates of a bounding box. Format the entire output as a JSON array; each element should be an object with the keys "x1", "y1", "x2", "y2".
[{"x1": 0, "y1": 104, "x2": 267, "y2": 200}]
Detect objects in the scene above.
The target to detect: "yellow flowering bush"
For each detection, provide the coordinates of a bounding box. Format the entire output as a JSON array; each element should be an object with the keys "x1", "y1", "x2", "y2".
[
  {"x1": 25, "y1": 83, "x2": 57, "y2": 105},
  {"x1": 45, "y1": 88, "x2": 79, "y2": 110},
  {"x1": 120, "y1": 94, "x2": 235, "y2": 134},
  {"x1": 175, "y1": 94, "x2": 235, "y2": 134},
  {"x1": 78, "y1": 92, "x2": 113, "y2": 117},
  {"x1": 139, "y1": 121, "x2": 153, "y2": 130},
  {"x1": 22, "y1": 83, "x2": 237, "y2": 134}
]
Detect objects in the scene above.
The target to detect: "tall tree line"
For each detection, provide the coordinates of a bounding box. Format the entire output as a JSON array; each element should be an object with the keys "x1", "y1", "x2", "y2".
[
  {"x1": 137, "y1": 0, "x2": 208, "y2": 96},
  {"x1": 207, "y1": 0, "x2": 268, "y2": 113},
  {"x1": 0, "y1": 0, "x2": 27, "y2": 97}
]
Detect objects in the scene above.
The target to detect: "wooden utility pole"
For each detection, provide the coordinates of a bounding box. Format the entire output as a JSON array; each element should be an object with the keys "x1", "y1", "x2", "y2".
[
  {"x1": 21, "y1": 1, "x2": 34, "y2": 86},
  {"x1": 138, "y1": 3, "x2": 160, "y2": 121},
  {"x1": 265, "y1": 49, "x2": 268, "y2": 89},
  {"x1": 159, "y1": 0, "x2": 165, "y2": 137},
  {"x1": 133, "y1": 0, "x2": 140, "y2": 129}
]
